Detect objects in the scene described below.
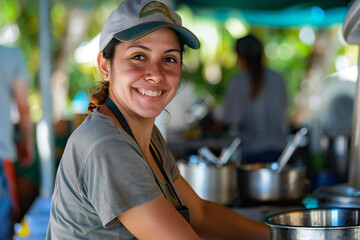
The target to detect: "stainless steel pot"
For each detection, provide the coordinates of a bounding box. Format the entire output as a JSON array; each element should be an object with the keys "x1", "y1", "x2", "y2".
[
  {"x1": 178, "y1": 161, "x2": 237, "y2": 205},
  {"x1": 265, "y1": 208, "x2": 360, "y2": 240},
  {"x1": 238, "y1": 163, "x2": 307, "y2": 202}
]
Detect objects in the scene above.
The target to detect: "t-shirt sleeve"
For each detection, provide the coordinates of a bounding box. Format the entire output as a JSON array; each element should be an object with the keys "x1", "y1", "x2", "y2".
[
  {"x1": 81, "y1": 136, "x2": 163, "y2": 228},
  {"x1": 12, "y1": 49, "x2": 28, "y2": 83}
]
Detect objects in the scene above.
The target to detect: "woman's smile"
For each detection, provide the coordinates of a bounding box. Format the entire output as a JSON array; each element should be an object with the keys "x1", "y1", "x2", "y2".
[{"x1": 136, "y1": 88, "x2": 163, "y2": 97}]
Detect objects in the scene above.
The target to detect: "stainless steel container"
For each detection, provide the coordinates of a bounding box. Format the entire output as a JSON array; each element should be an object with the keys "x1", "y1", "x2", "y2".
[
  {"x1": 178, "y1": 161, "x2": 237, "y2": 205},
  {"x1": 237, "y1": 163, "x2": 307, "y2": 202},
  {"x1": 265, "y1": 208, "x2": 360, "y2": 240}
]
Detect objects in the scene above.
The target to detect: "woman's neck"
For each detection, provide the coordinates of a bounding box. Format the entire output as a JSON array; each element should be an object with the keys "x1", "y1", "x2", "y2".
[{"x1": 130, "y1": 116, "x2": 154, "y2": 149}]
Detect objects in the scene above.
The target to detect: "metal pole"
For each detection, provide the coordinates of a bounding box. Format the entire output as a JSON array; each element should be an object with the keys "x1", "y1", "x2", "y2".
[
  {"x1": 348, "y1": 49, "x2": 360, "y2": 189},
  {"x1": 342, "y1": 0, "x2": 360, "y2": 189},
  {"x1": 37, "y1": 0, "x2": 55, "y2": 198}
]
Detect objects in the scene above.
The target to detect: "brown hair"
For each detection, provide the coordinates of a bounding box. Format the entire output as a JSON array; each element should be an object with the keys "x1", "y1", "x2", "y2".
[{"x1": 88, "y1": 38, "x2": 120, "y2": 113}]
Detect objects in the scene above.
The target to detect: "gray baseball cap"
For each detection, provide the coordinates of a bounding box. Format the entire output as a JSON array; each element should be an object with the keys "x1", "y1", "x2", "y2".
[{"x1": 99, "y1": 0, "x2": 200, "y2": 51}]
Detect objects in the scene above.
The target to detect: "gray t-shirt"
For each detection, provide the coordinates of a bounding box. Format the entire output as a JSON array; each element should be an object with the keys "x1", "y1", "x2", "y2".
[
  {"x1": 223, "y1": 68, "x2": 289, "y2": 155},
  {"x1": 0, "y1": 46, "x2": 28, "y2": 161},
  {"x1": 46, "y1": 109, "x2": 181, "y2": 239}
]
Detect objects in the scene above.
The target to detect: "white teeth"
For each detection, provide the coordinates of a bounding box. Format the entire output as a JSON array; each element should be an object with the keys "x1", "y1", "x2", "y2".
[{"x1": 138, "y1": 89, "x2": 162, "y2": 97}]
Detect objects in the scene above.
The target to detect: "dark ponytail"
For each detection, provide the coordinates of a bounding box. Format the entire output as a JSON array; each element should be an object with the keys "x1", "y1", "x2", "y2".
[{"x1": 235, "y1": 34, "x2": 264, "y2": 100}]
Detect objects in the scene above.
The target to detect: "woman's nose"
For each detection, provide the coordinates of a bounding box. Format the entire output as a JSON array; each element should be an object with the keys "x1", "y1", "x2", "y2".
[{"x1": 144, "y1": 62, "x2": 164, "y2": 83}]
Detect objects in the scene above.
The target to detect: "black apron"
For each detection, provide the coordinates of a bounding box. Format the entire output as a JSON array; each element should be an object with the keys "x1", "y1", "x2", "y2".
[{"x1": 105, "y1": 97, "x2": 190, "y2": 238}]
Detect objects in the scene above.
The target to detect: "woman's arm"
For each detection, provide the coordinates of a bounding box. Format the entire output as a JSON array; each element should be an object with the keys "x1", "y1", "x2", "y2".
[
  {"x1": 117, "y1": 195, "x2": 200, "y2": 240},
  {"x1": 174, "y1": 176, "x2": 270, "y2": 240},
  {"x1": 13, "y1": 79, "x2": 34, "y2": 167}
]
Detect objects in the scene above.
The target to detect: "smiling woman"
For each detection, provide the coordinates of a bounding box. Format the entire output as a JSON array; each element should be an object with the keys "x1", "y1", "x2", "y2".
[
  {"x1": 46, "y1": 0, "x2": 270, "y2": 239},
  {"x1": 100, "y1": 28, "x2": 182, "y2": 119}
]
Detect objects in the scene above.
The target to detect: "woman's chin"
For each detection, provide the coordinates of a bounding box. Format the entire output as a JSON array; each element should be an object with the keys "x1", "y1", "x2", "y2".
[{"x1": 136, "y1": 109, "x2": 164, "y2": 119}]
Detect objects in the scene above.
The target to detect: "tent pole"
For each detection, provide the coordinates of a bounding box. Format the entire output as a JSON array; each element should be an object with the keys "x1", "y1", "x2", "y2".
[{"x1": 37, "y1": 0, "x2": 55, "y2": 198}]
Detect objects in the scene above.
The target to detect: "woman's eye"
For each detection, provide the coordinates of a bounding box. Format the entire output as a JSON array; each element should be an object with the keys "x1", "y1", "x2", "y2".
[
  {"x1": 164, "y1": 57, "x2": 177, "y2": 63},
  {"x1": 132, "y1": 55, "x2": 145, "y2": 60}
]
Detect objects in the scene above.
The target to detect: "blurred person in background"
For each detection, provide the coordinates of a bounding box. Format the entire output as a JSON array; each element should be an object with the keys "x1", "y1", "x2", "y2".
[
  {"x1": 0, "y1": 45, "x2": 34, "y2": 239},
  {"x1": 223, "y1": 34, "x2": 289, "y2": 164}
]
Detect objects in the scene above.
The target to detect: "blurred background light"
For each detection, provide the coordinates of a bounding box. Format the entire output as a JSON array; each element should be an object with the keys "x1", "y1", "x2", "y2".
[
  {"x1": 196, "y1": 23, "x2": 219, "y2": 62},
  {"x1": 183, "y1": 52, "x2": 200, "y2": 73},
  {"x1": 264, "y1": 41, "x2": 279, "y2": 60},
  {"x1": 203, "y1": 62, "x2": 222, "y2": 85},
  {"x1": 335, "y1": 55, "x2": 350, "y2": 72},
  {"x1": 28, "y1": 91, "x2": 43, "y2": 123},
  {"x1": 74, "y1": 33, "x2": 99, "y2": 65},
  {"x1": 332, "y1": 66, "x2": 358, "y2": 82},
  {"x1": 225, "y1": 18, "x2": 247, "y2": 39},
  {"x1": 278, "y1": 43, "x2": 294, "y2": 60},
  {"x1": 0, "y1": 23, "x2": 19, "y2": 45},
  {"x1": 299, "y1": 26, "x2": 316, "y2": 46}
]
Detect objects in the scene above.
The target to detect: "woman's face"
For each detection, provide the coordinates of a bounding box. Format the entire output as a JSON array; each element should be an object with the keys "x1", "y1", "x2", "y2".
[{"x1": 107, "y1": 28, "x2": 182, "y2": 119}]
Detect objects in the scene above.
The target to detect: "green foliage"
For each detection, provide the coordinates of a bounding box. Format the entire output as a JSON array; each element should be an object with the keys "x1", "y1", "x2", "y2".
[
  {"x1": 51, "y1": 2, "x2": 68, "y2": 39},
  {"x1": 11, "y1": 0, "x2": 39, "y2": 88},
  {"x1": 0, "y1": 0, "x2": 20, "y2": 28},
  {"x1": 68, "y1": 60, "x2": 98, "y2": 100}
]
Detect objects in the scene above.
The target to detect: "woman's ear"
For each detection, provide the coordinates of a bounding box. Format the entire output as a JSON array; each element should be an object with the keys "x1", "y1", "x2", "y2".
[{"x1": 97, "y1": 52, "x2": 110, "y2": 80}]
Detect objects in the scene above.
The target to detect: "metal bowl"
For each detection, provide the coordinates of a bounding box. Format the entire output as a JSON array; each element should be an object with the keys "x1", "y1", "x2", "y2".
[{"x1": 265, "y1": 208, "x2": 360, "y2": 240}]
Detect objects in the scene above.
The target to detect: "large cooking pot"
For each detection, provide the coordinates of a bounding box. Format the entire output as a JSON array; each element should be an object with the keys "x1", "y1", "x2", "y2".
[
  {"x1": 237, "y1": 163, "x2": 307, "y2": 202},
  {"x1": 265, "y1": 208, "x2": 360, "y2": 240},
  {"x1": 178, "y1": 161, "x2": 237, "y2": 205}
]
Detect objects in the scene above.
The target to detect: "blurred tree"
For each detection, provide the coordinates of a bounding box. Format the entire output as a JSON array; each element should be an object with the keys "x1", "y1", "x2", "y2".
[{"x1": 50, "y1": 4, "x2": 93, "y2": 121}]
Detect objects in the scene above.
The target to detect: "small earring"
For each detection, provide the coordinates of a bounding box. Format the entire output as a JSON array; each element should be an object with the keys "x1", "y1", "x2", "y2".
[{"x1": 104, "y1": 74, "x2": 108, "y2": 78}]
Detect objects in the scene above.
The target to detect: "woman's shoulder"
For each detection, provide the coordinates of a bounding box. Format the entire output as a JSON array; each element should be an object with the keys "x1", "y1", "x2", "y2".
[
  {"x1": 227, "y1": 73, "x2": 250, "y2": 94},
  {"x1": 67, "y1": 109, "x2": 131, "y2": 153},
  {"x1": 73, "y1": 109, "x2": 117, "y2": 137},
  {"x1": 264, "y1": 68, "x2": 285, "y2": 81}
]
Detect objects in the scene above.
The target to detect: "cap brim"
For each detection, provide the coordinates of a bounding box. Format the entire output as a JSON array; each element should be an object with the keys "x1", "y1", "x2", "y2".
[{"x1": 114, "y1": 21, "x2": 200, "y2": 49}]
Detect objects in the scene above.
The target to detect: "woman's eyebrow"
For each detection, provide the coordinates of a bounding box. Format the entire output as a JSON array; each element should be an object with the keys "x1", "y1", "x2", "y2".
[
  {"x1": 128, "y1": 45, "x2": 150, "y2": 51},
  {"x1": 127, "y1": 45, "x2": 181, "y2": 54},
  {"x1": 165, "y1": 49, "x2": 181, "y2": 54}
]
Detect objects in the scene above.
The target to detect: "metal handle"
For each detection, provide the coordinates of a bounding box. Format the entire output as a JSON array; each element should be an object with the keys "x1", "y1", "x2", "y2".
[{"x1": 274, "y1": 128, "x2": 308, "y2": 174}]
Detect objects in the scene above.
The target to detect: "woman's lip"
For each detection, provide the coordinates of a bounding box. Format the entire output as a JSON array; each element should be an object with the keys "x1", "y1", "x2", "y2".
[{"x1": 135, "y1": 88, "x2": 163, "y2": 97}]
